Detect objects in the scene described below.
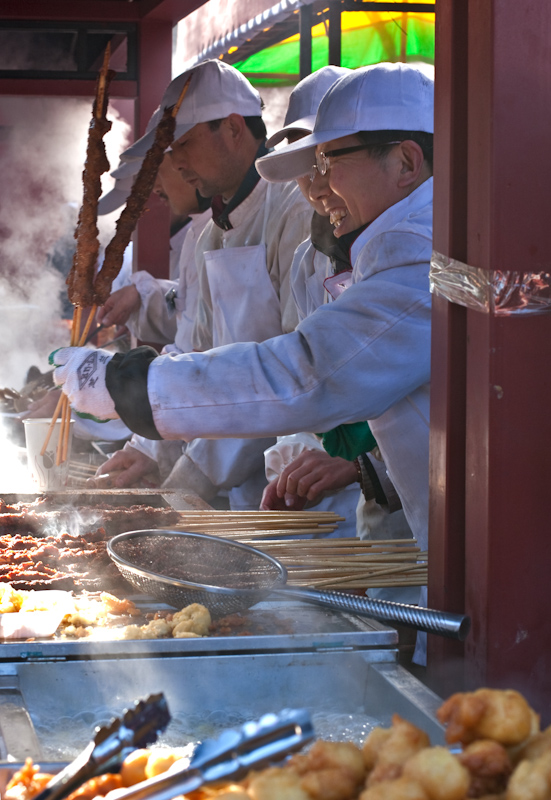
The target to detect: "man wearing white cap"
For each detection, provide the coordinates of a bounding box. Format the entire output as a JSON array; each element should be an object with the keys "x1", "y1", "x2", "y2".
[
  {"x1": 93, "y1": 60, "x2": 312, "y2": 506},
  {"x1": 52, "y1": 63, "x2": 434, "y2": 597},
  {"x1": 97, "y1": 154, "x2": 211, "y2": 349}
]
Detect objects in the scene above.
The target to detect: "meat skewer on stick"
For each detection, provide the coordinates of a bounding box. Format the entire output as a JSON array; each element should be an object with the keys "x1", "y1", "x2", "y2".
[
  {"x1": 42, "y1": 44, "x2": 114, "y2": 463},
  {"x1": 93, "y1": 72, "x2": 194, "y2": 304},
  {"x1": 67, "y1": 42, "x2": 114, "y2": 309}
]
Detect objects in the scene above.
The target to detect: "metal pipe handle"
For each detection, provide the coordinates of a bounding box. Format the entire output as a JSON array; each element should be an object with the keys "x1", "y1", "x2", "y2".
[{"x1": 274, "y1": 586, "x2": 470, "y2": 640}]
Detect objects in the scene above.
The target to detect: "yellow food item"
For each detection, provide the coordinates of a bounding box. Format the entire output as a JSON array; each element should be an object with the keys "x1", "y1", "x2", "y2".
[
  {"x1": 169, "y1": 604, "x2": 212, "y2": 637},
  {"x1": 145, "y1": 749, "x2": 184, "y2": 779},
  {"x1": 120, "y1": 748, "x2": 150, "y2": 786},
  {"x1": 506, "y1": 751, "x2": 551, "y2": 800},
  {"x1": 457, "y1": 738, "x2": 512, "y2": 796},
  {"x1": 402, "y1": 746, "x2": 470, "y2": 800},
  {"x1": 437, "y1": 688, "x2": 539, "y2": 747},
  {"x1": 363, "y1": 715, "x2": 431, "y2": 785},
  {"x1": 4, "y1": 758, "x2": 53, "y2": 800}
]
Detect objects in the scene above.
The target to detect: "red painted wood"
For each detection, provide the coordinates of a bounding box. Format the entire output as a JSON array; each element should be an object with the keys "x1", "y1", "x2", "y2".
[
  {"x1": 427, "y1": 0, "x2": 469, "y2": 694},
  {"x1": 463, "y1": 0, "x2": 551, "y2": 717},
  {"x1": 0, "y1": 79, "x2": 137, "y2": 99},
  {"x1": 0, "y1": 0, "x2": 205, "y2": 23},
  {"x1": 133, "y1": 19, "x2": 172, "y2": 280}
]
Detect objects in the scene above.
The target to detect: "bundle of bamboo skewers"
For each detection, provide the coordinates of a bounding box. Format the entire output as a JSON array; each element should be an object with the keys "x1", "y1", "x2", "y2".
[
  {"x1": 42, "y1": 47, "x2": 194, "y2": 465},
  {"x1": 173, "y1": 510, "x2": 427, "y2": 590}
]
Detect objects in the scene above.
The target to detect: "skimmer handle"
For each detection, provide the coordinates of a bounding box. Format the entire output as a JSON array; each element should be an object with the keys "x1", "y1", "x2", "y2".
[{"x1": 274, "y1": 587, "x2": 470, "y2": 640}]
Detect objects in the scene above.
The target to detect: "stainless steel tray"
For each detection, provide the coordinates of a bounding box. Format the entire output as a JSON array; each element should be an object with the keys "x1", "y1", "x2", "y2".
[
  {"x1": 0, "y1": 598, "x2": 397, "y2": 659},
  {"x1": 0, "y1": 658, "x2": 444, "y2": 765}
]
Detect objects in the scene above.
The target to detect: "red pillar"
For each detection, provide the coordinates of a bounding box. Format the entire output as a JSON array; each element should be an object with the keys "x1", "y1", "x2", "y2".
[
  {"x1": 430, "y1": 0, "x2": 551, "y2": 716},
  {"x1": 427, "y1": 0, "x2": 469, "y2": 697},
  {"x1": 134, "y1": 18, "x2": 172, "y2": 279}
]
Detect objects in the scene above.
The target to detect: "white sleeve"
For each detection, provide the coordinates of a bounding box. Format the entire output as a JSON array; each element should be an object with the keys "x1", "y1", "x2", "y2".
[
  {"x1": 126, "y1": 271, "x2": 178, "y2": 345},
  {"x1": 264, "y1": 433, "x2": 323, "y2": 481}
]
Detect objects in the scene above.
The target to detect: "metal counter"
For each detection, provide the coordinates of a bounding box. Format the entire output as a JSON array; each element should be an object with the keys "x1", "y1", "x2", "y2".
[{"x1": 0, "y1": 598, "x2": 444, "y2": 766}]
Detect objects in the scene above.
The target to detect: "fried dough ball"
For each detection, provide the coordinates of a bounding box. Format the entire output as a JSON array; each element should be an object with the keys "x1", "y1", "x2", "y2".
[
  {"x1": 122, "y1": 618, "x2": 173, "y2": 639},
  {"x1": 4, "y1": 759, "x2": 53, "y2": 800},
  {"x1": 437, "y1": 689, "x2": 539, "y2": 747},
  {"x1": 144, "y1": 749, "x2": 183, "y2": 778},
  {"x1": 289, "y1": 740, "x2": 366, "y2": 800},
  {"x1": 120, "y1": 748, "x2": 150, "y2": 786},
  {"x1": 458, "y1": 740, "x2": 513, "y2": 797},
  {"x1": 246, "y1": 766, "x2": 310, "y2": 800},
  {"x1": 169, "y1": 604, "x2": 212, "y2": 637},
  {"x1": 402, "y1": 746, "x2": 470, "y2": 800},
  {"x1": 506, "y1": 751, "x2": 551, "y2": 800},
  {"x1": 205, "y1": 789, "x2": 250, "y2": 800},
  {"x1": 513, "y1": 727, "x2": 551, "y2": 765},
  {"x1": 362, "y1": 728, "x2": 393, "y2": 771},
  {"x1": 66, "y1": 773, "x2": 124, "y2": 800},
  {"x1": 363, "y1": 715, "x2": 431, "y2": 785},
  {"x1": 359, "y1": 776, "x2": 429, "y2": 800}
]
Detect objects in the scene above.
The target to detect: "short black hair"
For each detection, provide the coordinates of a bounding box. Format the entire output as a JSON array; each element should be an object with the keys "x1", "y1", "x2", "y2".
[
  {"x1": 207, "y1": 116, "x2": 267, "y2": 141},
  {"x1": 356, "y1": 130, "x2": 433, "y2": 171}
]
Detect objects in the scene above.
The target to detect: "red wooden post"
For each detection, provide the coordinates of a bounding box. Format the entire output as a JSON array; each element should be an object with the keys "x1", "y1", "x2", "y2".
[
  {"x1": 133, "y1": 18, "x2": 172, "y2": 280},
  {"x1": 463, "y1": 0, "x2": 551, "y2": 716},
  {"x1": 431, "y1": 0, "x2": 551, "y2": 715},
  {"x1": 427, "y1": 0, "x2": 469, "y2": 696}
]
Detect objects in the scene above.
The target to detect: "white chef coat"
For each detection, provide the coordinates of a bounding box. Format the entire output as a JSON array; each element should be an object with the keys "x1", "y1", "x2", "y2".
[
  {"x1": 135, "y1": 178, "x2": 312, "y2": 509},
  {"x1": 127, "y1": 209, "x2": 211, "y2": 349},
  {"x1": 291, "y1": 240, "x2": 333, "y2": 322},
  {"x1": 148, "y1": 178, "x2": 433, "y2": 545}
]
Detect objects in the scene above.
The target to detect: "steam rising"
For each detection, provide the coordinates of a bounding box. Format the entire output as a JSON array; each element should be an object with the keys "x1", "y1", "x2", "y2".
[{"x1": 0, "y1": 95, "x2": 130, "y2": 389}]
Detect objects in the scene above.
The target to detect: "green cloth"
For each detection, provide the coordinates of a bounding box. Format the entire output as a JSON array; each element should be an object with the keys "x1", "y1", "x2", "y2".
[{"x1": 319, "y1": 421, "x2": 377, "y2": 461}]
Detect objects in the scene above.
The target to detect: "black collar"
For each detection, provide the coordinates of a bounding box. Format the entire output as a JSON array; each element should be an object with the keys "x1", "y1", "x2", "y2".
[{"x1": 211, "y1": 141, "x2": 270, "y2": 231}]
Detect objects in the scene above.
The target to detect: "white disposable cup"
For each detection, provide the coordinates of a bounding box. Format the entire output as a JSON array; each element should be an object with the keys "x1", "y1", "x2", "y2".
[{"x1": 23, "y1": 418, "x2": 74, "y2": 491}]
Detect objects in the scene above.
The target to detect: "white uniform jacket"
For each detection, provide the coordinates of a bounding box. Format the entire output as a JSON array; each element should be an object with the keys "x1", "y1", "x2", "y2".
[
  {"x1": 148, "y1": 178, "x2": 433, "y2": 540},
  {"x1": 137, "y1": 179, "x2": 311, "y2": 509},
  {"x1": 290, "y1": 239, "x2": 333, "y2": 323},
  {"x1": 127, "y1": 210, "x2": 211, "y2": 350}
]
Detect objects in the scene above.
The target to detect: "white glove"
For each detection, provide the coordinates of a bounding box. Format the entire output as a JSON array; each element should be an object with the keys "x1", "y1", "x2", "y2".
[{"x1": 50, "y1": 347, "x2": 119, "y2": 421}]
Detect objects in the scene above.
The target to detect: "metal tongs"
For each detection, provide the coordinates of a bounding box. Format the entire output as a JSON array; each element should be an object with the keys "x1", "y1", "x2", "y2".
[
  {"x1": 34, "y1": 693, "x2": 171, "y2": 800},
  {"x1": 108, "y1": 709, "x2": 314, "y2": 800}
]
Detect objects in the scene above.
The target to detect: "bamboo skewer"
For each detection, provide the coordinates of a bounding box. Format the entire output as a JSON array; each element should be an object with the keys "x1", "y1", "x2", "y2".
[{"x1": 51, "y1": 46, "x2": 111, "y2": 465}]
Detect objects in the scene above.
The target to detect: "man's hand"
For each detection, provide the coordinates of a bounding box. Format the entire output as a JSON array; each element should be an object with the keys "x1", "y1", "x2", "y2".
[
  {"x1": 22, "y1": 388, "x2": 61, "y2": 419},
  {"x1": 272, "y1": 449, "x2": 358, "y2": 508},
  {"x1": 94, "y1": 447, "x2": 160, "y2": 489},
  {"x1": 260, "y1": 479, "x2": 308, "y2": 511},
  {"x1": 97, "y1": 285, "x2": 141, "y2": 327},
  {"x1": 50, "y1": 347, "x2": 118, "y2": 421}
]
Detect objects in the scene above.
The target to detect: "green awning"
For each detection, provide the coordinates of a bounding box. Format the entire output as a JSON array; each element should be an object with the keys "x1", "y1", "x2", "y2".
[{"x1": 233, "y1": 10, "x2": 435, "y2": 85}]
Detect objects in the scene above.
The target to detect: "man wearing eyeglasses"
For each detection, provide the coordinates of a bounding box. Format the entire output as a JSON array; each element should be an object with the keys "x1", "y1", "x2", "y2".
[{"x1": 52, "y1": 63, "x2": 434, "y2": 659}]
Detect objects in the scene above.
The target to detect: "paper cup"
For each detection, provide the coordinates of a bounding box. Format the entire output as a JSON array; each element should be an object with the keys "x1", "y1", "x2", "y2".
[{"x1": 23, "y1": 418, "x2": 74, "y2": 491}]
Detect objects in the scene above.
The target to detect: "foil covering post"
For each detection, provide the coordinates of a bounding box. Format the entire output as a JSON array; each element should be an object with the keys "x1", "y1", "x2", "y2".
[{"x1": 430, "y1": 250, "x2": 551, "y2": 316}]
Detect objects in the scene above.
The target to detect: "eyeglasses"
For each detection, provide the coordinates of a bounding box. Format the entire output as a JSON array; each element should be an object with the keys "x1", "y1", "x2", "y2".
[{"x1": 310, "y1": 141, "x2": 402, "y2": 180}]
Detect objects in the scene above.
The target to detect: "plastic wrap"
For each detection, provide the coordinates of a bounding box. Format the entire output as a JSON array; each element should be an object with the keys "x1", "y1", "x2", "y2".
[{"x1": 430, "y1": 250, "x2": 551, "y2": 315}]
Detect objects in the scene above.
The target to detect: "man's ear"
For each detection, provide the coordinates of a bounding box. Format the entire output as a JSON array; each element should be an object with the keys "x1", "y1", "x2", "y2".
[
  {"x1": 396, "y1": 140, "x2": 426, "y2": 189},
  {"x1": 223, "y1": 113, "x2": 247, "y2": 143}
]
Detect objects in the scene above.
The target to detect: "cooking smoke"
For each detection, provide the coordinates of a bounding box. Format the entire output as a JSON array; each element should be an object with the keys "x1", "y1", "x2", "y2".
[{"x1": 0, "y1": 95, "x2": 130, "y2": 389}]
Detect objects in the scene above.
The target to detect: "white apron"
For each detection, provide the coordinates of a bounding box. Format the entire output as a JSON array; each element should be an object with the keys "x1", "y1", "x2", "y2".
[
  {"x1": 204, "y1": 188, "x2": 282, "y2": 347},
  {"x1": 201, "y1": 186, "x2": 281, "y2": 507}
]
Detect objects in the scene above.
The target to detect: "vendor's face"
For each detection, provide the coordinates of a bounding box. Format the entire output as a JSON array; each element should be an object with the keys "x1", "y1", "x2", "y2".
[
  {"x1": 154, "y1": 153, "x2": 200, "y2": 216},
  {"x1": 170, "y1": 121, "x2": 239, "y2": 198},
  {"x1": 286, "y1": 131, "x2": 326, "y2": 216},
  {"x1": 309, "y1": 134, "x2": 402, "y2": 238}
]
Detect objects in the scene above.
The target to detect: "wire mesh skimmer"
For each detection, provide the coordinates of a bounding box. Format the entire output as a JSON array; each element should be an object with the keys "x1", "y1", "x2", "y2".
[{"x1": 108, "y1": 530, "x2": 470, "y2": 640}]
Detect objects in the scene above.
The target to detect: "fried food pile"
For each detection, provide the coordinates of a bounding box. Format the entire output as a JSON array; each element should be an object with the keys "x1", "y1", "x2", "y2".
[
  {"x1": 5, "y1": 689, "x2": 550, "y2": 800},
  {"x1": 3, "y1": 747, "x2": 187, "y2": 800},
  {"x1": 197, "y1": 689, "x2": 548, "y2": 800}
]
